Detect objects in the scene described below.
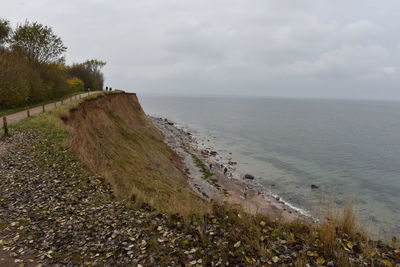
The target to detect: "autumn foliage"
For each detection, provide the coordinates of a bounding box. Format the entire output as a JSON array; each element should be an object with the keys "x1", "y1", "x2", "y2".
[{"x1": 0, "y1": 18, "x2": 105, "y2": 109}]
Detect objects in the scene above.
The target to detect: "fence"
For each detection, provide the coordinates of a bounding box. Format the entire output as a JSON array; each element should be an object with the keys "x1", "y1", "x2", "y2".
[{"x1": 1, "y1": 91, "x2": 94, "y2": 136}]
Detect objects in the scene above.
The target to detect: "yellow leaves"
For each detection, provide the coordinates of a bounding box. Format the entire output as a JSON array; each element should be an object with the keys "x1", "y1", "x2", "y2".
[
  {"x1": 272, "y1": 256, "x2": 279, "y2": 263},
  {"x1": 316, "y1": 257, "x2": 325, "y2": 264},
  {"x1": 380, "y1": 259, "x2": 393, "y2": 267},
  {"x1": 259, "y1": 221, "x2": 266, "y2": 227},
  {"x1": 307, "y1": 251, "x2": 319, "y2": 257},
  {"x1": 67, "y1": 77, "x2": 84, "y2": 91},
  {"x1": 370, "y1": 251, "x2": 377, "y2": 257},
  {"x1": 245, "y1": 256, "x2": 256, "y2": 264},
  {"x1": 346, "y1": 242, "x2": 354, "y2": 249},
  {"x1": 233, "y1": 241, "x2": 241, "y2": 248},
  {"x1": 394, "y1": 249, "x2": 400, "y2": 254},
  {"x1": 211, "y1": 218, "x2": 217, "y2": 224}
]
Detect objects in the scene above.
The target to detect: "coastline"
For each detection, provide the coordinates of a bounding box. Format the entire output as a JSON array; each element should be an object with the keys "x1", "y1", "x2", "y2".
[{"x1": 150, "y1": 116, "x2": 312, "y2": 222}]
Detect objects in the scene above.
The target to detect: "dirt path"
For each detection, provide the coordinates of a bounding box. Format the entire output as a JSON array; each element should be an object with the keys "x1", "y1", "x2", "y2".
[{"x1": 2, "y1": 91, "x2": 100, "y2": 126}]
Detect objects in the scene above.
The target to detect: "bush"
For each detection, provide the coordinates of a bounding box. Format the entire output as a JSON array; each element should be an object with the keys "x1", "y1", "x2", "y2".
[{"x1": 67, "y1": 77, "x2": 84, "y2": 92}]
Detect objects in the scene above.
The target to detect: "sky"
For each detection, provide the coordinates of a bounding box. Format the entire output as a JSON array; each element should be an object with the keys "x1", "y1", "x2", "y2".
[{"x1": 3, "y1": 0, "x2": 400, "y2": 100}]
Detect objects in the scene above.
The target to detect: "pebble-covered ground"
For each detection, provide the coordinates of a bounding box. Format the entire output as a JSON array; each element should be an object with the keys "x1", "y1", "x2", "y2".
[{"x1": 0, "y1": 131, "x2": 399, "y2": 266}]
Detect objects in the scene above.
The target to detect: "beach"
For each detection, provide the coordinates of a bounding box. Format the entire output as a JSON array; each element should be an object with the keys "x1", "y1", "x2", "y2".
[{"x1": 150, "y1": 116, "x2": 310, "y2": 222}]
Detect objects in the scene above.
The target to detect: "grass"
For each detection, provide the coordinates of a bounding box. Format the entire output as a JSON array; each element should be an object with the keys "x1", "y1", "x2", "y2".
[
  {"x1": 191, "y1": 154, "x2": 222, "y2": 190},
  {"x1": 0, "y1": 90, "x2": 93, "y2": 117}
]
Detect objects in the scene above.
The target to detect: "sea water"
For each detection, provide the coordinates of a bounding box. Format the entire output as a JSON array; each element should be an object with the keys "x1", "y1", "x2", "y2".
[{"x1": 140, "y1": 95, "x2": 400, "y2": 239}]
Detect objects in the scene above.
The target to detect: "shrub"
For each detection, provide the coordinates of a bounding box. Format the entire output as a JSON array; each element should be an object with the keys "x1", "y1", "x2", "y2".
[{"x1": 67, "y1": 77, "x2": 84, "y2": 92}]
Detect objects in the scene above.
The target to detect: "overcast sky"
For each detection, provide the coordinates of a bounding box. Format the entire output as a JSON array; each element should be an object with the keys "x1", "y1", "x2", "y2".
[{"x1": 3, "y1": 0, "x2": 400, "y2": 100}]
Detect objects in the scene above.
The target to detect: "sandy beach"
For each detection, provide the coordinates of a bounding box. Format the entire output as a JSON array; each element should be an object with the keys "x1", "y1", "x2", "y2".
[{"x1": 150, "y1": 116, "x2": 309, "y2": 222}]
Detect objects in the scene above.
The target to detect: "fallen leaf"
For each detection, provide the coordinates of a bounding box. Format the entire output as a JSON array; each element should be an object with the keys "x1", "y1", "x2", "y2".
[{"x1": 316, "y1": 257, "x2": 325, "y2": 264}]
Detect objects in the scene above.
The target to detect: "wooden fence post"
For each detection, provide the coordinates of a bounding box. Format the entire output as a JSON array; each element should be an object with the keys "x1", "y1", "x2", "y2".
[
  {"x1": 42, "y1": 105, "x2": 45, "y2": 112},
  {"x1": 3, "y1": 117, "x2": 8, "y2": 136},
  {"x1": 27, "y1": 108, "x2": 30, "y2": 117}
]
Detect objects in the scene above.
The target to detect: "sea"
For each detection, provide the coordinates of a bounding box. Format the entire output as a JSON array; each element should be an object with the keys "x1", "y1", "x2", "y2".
[{"x1": 139, "y1": 95, "x2": 400, "y2": 239}]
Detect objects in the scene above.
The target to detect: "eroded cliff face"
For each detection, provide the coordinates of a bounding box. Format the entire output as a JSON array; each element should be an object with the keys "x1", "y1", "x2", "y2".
[{"x1": 65, "y1": 93, "x2": 205, "y2": 215}]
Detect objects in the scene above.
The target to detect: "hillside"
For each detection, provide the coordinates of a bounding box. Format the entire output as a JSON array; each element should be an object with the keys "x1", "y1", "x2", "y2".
[
  {"x1": 0, "y1": 92, "x2": 398, "y2": 266},
  {"x1": 65, "y1": 92, "x2": 206, "y2": 215}
]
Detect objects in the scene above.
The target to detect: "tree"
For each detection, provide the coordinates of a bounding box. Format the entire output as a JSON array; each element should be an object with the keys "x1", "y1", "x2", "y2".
[
  {"x1": 82, "y1": 59, "x2": 106, "y2": 73},
  {"x1": 11, "y1": 21, "x2": 66, "y2": 64},
  {"x1": 0, "y1": 51, "x2": 31, "y2": 108},
  {"x1": 0, "y1": 18, "x2": 11, "y2": 48},
  {"x1": 68, "y1": 59, "x2": 106, "y2": 91}
]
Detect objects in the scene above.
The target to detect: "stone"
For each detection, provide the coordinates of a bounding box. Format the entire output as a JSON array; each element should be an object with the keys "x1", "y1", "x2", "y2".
[{"x1": 244, "y1": 174, "x2": 255, "y2": 180}]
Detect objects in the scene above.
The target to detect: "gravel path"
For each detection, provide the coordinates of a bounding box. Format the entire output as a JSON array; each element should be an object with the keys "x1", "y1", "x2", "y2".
[{"x1": 0, "y1": 131, "x2": 271, "y2": 266}]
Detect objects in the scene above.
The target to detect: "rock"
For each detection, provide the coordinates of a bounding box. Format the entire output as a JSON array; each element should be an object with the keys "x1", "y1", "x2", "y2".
[
  {"x1": 311, "y1": 184, "x2": 319, "y2": 189},
  {"x1": 244, "y1": 174, "x2": 255, "y2": 180},
  {"x1": 210, "y1": 151, "x2": 218, "y2": 156},
  {"x1": 167, "y1": 122, "x2": 174, "y2": 126},
  {"x1": 228, "y1": 161, "x2": 237, "y2": 165}
]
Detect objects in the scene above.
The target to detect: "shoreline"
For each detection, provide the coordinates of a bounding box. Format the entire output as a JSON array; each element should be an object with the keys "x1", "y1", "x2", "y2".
[{"x1": 150, "y1": 116, "x2": 313, "y2": 222}]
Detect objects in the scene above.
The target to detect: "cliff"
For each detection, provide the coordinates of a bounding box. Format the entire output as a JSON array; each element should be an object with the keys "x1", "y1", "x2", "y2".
[{"x1": 65, "y1": 92, "x2": 206, "y2": 215}]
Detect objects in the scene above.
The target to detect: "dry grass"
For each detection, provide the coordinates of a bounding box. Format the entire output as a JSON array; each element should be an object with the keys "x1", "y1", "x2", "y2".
[
  {"x1": 340, "y1": 201, "x2": 358, "y2": 237},
  {"x1": 319, "y1": 204, "x2": 339, "y2": 249},
  {"x1": 64, "y1": 93, "x2": 208, "y2": 216},
  {"x1": 319, "y1": 201, "x2": 360, "y2": 243}
]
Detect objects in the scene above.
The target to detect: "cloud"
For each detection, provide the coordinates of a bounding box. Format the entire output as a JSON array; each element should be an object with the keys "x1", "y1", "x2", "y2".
[
  {"x1": 3, "y1": 0, "x2": 400, "y2": 99},
  {"x1": 341, "y1": 20, "x2": 378, "y2": 43},
  {"x1": 282, "y1": 44, "x2": 388, "y2": 78}
]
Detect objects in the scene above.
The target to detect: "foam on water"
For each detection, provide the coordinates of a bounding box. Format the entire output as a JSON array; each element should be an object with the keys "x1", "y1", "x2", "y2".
[{"x1": 169, "y1": 120, "x2": 313, "y2": 219}]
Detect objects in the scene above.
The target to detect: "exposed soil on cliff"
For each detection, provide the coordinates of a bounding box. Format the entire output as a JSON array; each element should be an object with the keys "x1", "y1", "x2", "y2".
[{"x1": 65, "y1": 93, "x2": 207, "y2": 215}]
